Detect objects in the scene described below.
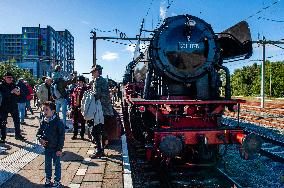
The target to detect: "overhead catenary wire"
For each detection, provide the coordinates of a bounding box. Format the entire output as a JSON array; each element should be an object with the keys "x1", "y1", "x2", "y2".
[
  {"x1": 244, "y1": 0, "x2": 280, "y2": 21},
  {"x1": 257, "y1": 16, "x2": 284, "y2": 23}
]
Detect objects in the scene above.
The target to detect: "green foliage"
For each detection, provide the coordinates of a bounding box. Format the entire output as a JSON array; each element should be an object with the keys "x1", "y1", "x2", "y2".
[
  {"x1": 0, "y1": 63, "x2": 37, "y2": 86},
  {"x1": 231, "y1": 61, "x2": 284, "y2": 98}
]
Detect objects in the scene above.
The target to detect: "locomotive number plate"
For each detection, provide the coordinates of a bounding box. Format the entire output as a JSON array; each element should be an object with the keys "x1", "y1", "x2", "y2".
[{"x1": 178, "y1": 42, "x2": 200, "y2": 49}]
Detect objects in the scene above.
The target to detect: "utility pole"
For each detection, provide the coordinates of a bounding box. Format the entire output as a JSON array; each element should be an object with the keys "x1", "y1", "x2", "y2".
[
  {"x1": 270, "y1": 61, "x2": 272, "y2": 98},
  {"x1": 91, "y1": 31, "x2": 96, "y2": 67},
  {"x1": 261, "y1": 36, "x2": 265, "y2": 108},
  {"x1": 90, "y1": 31, "x2": 151, "y2": 68},
  {"x1": 252, "y1": 38, "x2": 284, "y2": 108}
]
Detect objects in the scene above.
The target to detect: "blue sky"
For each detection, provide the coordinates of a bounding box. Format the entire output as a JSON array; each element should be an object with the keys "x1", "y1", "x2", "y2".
[{"x1": 0, "y1": 0, "x2": 283, "y2": 81}]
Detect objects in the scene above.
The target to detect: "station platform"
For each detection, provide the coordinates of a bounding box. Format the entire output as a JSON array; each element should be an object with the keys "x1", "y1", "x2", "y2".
[{"x1": 0, "y1": 106, "x2": 126, "y2": 188}]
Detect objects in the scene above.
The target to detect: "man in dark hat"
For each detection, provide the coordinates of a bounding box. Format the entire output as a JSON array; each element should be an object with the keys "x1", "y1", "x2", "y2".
[
  {"x1": 70, "y1": 76, "x2": 88, "y2": 140},
  {"x1": 0, "y1": 72, "x2": 25, "y2": 143},
  {"x1": 89, "y1": 65, "x2": 113, "y2": 158}
]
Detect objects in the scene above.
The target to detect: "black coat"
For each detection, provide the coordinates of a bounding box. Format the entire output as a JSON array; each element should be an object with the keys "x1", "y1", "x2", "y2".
[
  {"x1": 36, "y1": 115, "x2": 65, "y2": 151},
  {"x1": 16, "y1": 80, "x2": 29, "y2": 103},
  {"x1": 0, "y1": 81, "x2": 20, "y2": 112}
]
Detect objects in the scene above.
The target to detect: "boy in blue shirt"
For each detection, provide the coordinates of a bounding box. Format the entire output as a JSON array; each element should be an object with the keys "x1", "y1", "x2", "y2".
[{"x1": 37, "y1": 101, "x2": 65, "y2": 187}]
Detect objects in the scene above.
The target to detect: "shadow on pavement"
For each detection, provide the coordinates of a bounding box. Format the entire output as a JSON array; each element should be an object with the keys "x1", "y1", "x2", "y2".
[{"x1": 0, "y1": 171, "x2": 68, "y2": 188}]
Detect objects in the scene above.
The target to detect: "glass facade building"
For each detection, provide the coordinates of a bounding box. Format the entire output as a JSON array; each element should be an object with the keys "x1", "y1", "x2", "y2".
[{"x1": 0, "y1": 25, "x2": 74, "y2": 78}]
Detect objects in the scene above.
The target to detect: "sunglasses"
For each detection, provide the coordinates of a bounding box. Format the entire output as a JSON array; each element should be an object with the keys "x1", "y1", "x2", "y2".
[{"x1": 5, "y1": 76, "x2": 13, "y2": 79}]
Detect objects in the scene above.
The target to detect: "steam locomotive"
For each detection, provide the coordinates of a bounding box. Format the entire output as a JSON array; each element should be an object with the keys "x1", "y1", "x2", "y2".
[{"x1": 123, "y1": 15, "x2": 261, "y2": 166}]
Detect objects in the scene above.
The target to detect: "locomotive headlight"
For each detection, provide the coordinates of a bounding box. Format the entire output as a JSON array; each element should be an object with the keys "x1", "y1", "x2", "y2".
[
  {"x1": 138, "y1": 106, "x2": 146, "y2": 113},
  {"x1": 159, "y1": 135, "x2": 183, "y2": 158},
  {"x1": 187, "y1": 19, "x2": 196, "y2": 27}
]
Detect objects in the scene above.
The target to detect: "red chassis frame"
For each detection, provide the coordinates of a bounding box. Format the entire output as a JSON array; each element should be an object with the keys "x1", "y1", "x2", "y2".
[{"x1": 127, "y1": 97, "x2": 246, "y2": 160}]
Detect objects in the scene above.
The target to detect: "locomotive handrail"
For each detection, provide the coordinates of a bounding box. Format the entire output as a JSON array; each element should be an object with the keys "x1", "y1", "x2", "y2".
[{"x1": 130, "y1": 98, "x2": 245, "y2": 105}]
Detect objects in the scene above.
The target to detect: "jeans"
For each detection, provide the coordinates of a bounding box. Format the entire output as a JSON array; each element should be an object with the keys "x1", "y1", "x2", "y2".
[
  {"x1": 55, "y1": 98, "x2": 67, "y2": 126},
  {"x1": 26, "y1": 100, "x2": 33, "y2": 114},
  {"x1": 45, "y1": 148, "x2": 61, "y2": 182},
  {"x1": 17, "y1": 103, "x2": 26, "y2": 123}
]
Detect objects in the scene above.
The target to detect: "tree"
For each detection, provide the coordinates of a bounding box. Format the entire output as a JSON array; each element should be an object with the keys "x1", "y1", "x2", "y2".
[
  {"x1": 0, "y1": 63, "x2": 37, "y2": 86},
  {"x1": 230, "y1": 61, "x2": 284, "y2": 98}
]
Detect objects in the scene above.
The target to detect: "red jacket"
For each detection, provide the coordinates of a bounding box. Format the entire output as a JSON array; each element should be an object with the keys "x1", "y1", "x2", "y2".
[
  {"x1": 26, "y1": 83, "x2": 34, "y2": 101},
  {"x1": 71, "y1": 86, "x2": 88, "y2": 108}
]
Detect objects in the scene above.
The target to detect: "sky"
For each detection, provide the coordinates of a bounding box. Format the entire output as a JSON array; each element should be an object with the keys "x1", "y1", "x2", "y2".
[{"x1": 0, "y1": 0, "x2": 283, "y2": 81}]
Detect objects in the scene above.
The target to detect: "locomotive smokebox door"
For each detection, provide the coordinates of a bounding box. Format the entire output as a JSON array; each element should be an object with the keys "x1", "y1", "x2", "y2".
[{"x1": 150, "y1": 14, "x2": 219, "y2": 83}]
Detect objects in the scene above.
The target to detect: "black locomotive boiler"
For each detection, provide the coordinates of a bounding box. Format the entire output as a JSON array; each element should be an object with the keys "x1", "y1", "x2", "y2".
[{"x1": 123, "y1": 15, "x2": 262, "y2": 166}]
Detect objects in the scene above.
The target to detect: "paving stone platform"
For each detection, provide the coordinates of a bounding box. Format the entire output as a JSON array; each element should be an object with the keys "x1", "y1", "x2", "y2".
[{"x1": 0, "y1": 106, "x2": 124, "y2": 188}]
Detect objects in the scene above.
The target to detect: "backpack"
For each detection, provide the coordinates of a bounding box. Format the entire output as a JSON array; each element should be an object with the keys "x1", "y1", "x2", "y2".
[
  {"x1": 81, "y1": 90, "x2": 104, "y2": 124},
  {"x1": 51, "y1": 83, "x2": 62, "y2": 99},
  {"x1": 81, "y1": 90, "x2": 96, "y2": 120}
]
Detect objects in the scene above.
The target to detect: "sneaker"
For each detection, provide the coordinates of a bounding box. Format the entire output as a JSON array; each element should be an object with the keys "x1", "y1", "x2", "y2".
[
  {"x1": 80, "y1": 135, "x2": 84, "y2": 140},
  {"x1": 15, "y1": 135, "x2": 25, "y2": 141},
  {"x1": 71, "y1": 136, "x2": 77, "y2": 140},
  {"x1": 52, "y1": 181, "x2": 61, "y2": 188},
  {"x1": 44, "y1": 178, "x2": 52, "y2": 187},
  {"x1": 90, "y1": 151, "x2": 104, "y2": 159},
  {"x1": 20, "y1": 122, "x2": 27, "y2": 125}
]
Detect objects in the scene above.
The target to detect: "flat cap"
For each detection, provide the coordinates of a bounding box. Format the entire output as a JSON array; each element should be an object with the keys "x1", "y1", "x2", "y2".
[{"x1": 90, "y1": 64, "x2": 103, "y2": 73}]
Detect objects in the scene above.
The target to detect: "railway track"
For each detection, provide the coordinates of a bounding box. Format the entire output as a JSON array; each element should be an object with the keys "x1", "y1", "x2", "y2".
[
  {"x1": 223, "y1": 116, "x2": 284, "y2": 163},
  {"x1": 126, "y1": 137, "x2": 243, "y2": 188}
]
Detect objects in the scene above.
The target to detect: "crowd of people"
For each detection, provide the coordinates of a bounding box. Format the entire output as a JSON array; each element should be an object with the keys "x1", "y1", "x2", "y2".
[{"x1": 0, "y1": 64, "x2": 118, "y2": 187}]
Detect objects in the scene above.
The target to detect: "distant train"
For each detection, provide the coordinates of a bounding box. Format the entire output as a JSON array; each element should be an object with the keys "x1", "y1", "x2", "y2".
[{"x1": 123, "y1": 15, "x2": 262, "y2": 166}]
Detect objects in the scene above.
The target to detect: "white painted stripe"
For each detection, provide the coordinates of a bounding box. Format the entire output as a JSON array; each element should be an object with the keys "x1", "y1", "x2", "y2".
[
  {"x1": 69, "y1": 183, "x2": 81, "y2": 188},
  {"x1": 76, "y1": 168, "x2": 87, "y2": 176},
  {"x1": 121, "y1": 112, "x2": 133, "y2": 188}
]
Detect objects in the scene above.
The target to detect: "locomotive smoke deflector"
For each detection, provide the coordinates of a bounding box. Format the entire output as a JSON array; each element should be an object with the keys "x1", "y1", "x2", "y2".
[{"x1": 218, "y1": 21, "x2": 253, "y2": 60}]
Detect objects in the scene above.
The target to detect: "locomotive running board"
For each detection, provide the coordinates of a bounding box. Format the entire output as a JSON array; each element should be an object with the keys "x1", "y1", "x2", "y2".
[{"x1": 130, "y1": 98, "x2": 245, "y2": 105}]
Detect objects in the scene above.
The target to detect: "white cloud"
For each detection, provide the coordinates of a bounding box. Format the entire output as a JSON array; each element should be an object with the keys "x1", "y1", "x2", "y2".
[
  {"x1": 160, "y1": 1, "x2": 167, "y2": 20},
  {"x1": 102, "y1": 51, "x2": 119, "y2": 61},
  {"x1": 81, "y1": 20, "x2": 90, "y2": 25}
]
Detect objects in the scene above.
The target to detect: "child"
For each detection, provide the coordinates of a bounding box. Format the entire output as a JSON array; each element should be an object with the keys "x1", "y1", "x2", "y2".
[{"x1": 37, "y1": 101, "x2": 65, "y2": 187}]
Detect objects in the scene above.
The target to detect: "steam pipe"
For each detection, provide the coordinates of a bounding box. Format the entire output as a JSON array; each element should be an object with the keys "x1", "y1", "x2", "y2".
[
  {"x1": 144, "y1": 66, "x2": 153, "y2": 99},
  {"x1": 217, "y1": 64, "x2": 231, "y2": 99}
]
